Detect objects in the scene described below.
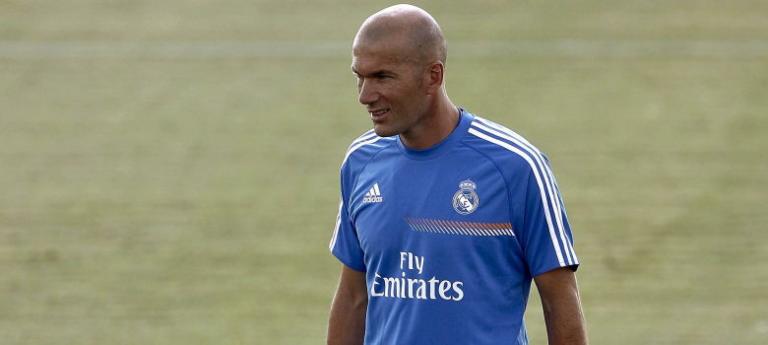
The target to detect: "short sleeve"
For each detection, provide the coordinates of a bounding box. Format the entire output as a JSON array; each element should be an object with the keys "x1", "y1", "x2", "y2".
[
  {"x1": 517, "y1": 158, "x2": 579, "y2": 277},
  {"x1": 328, "y1": 164, "x2": 366, "y2": 272}
]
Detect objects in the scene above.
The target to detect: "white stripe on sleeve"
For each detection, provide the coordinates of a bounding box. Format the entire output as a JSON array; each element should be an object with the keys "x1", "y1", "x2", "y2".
[
  {"x1": 329, "y1": 200, "x2": 344, "y2": 251},
  {"x1": 475, "y1": 118, "x2": 577, "y2": 263},
  {"x1": 472, "y1": 120, "x2": 576, "y2": 265},
  {"x1": 468, "y1": 127, "x2": 566, "y2": 267}
]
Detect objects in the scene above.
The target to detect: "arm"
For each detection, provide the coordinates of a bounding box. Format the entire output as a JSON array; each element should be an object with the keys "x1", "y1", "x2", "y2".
[
  {"x1": 534, "y1": 267, "x2": 588, "y2": 345},
  {"x1": 327, "y1": 264, "x2": 368, "y2": 345}
]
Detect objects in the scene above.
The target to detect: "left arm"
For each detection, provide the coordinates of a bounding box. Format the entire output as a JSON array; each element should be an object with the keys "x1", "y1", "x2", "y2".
[{"x1": 534, "y1": 267, "x2": 588, "y2": 345}]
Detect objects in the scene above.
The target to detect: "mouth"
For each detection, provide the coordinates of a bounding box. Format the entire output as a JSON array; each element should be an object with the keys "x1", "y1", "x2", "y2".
[{"x1": 369, "y1": 108, "x2": 390, "y2": 121}]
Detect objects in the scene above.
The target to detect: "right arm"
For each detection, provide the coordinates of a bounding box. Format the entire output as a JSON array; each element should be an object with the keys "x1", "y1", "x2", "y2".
[{"x1": 327, "y1": 264, "x2": 368, "y2": 345}]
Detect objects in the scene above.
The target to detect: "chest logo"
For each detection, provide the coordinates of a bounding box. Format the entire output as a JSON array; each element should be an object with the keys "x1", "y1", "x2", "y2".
[
  {"x1": 452, "y1": 180, "x2": 479, "y2": 215},
  {"x1": 363, "y1": 183, "x2": 383, "y2": 203}
]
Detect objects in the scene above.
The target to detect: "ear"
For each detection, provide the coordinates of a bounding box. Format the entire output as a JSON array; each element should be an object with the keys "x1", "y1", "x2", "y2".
[{"x1": 424, "y1": 61, "x2": 444, "y2": 94}]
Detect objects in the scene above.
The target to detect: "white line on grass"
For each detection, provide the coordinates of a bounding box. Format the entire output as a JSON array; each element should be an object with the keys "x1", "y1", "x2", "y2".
[{"x1": 0, "y1": 40, "x2": 767, "y2": 59}]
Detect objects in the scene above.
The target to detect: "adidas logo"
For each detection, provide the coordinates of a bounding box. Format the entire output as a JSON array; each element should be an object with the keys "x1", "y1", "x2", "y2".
[{"x1": 363, "y1": 183, "x2": 383, "y2": 203}]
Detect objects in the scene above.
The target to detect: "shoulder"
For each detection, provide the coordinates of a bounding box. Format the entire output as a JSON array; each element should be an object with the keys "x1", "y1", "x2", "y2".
[
  {"x1": 463, "y1": 115, "x2": 550, "y2": 179},
  {"x1": 340, "y1": 129, "x2": 396, "y2": 173}
]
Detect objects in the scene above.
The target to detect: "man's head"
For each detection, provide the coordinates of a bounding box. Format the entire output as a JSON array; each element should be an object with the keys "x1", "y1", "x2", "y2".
[{"x1": 351, "y1": 4, "x2": 448, "y2": 138}]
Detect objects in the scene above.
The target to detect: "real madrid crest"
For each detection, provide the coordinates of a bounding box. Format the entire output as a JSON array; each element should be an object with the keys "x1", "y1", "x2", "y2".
[{"x1": 452, "y1": 179, "x2": 480, "y2": 215}]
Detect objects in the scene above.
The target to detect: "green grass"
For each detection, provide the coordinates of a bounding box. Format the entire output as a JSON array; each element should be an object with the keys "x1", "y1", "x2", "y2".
[{"x1": 1, "y1": 1, "x2": 767, "y2": 344}]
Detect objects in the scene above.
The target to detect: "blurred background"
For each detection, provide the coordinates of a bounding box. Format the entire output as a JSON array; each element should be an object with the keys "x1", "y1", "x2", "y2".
[{"x1": 1, "y1": 0, "x2": 767, "y2": 344}]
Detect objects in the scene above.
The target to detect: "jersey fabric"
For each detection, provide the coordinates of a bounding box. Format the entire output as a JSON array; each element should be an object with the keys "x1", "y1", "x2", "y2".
[{"x1": 329, "y1": 109, "x2": 579, "y2": 345}]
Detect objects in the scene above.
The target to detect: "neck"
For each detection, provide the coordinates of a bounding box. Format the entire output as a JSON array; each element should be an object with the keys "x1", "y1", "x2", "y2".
[{"x1": 399, "y1": 97, "x2": 459, "y2": 150}]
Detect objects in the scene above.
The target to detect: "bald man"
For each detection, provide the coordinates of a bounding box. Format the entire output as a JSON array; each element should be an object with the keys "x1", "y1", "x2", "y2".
[{"x1": 328, "y1": 5, "x2": 587, "y2": 345}]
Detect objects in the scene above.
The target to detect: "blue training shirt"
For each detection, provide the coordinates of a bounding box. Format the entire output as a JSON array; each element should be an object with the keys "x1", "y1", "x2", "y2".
[{"x1": 329, "y1": 109, "x2": 579, "y2": 345}]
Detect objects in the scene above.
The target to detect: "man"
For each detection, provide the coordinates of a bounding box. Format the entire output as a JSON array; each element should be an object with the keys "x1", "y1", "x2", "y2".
[{"x1": 327, "y1": 4, "x2": 587, "y2": 345}]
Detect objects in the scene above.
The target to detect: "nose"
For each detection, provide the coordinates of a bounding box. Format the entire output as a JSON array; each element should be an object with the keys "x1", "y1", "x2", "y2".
[{"x1": 357, "y1": 78, "x2": 378, "y2": 105}]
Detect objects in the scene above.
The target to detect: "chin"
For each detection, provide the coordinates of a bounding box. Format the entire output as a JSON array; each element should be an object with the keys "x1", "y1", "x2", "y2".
[{"x1": 372, "y1": 124, "x2": 399, "y2": 138}]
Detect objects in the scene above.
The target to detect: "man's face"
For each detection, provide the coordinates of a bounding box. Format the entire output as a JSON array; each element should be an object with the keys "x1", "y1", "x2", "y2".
[{"x1": 351, "y1": 41, "x2": 429, "y2": 137}]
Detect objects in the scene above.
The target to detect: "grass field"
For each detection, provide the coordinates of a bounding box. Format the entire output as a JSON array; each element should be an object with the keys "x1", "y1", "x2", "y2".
[{"x1": 1, "y1": 1, "x2": 767, "y2": 344}]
